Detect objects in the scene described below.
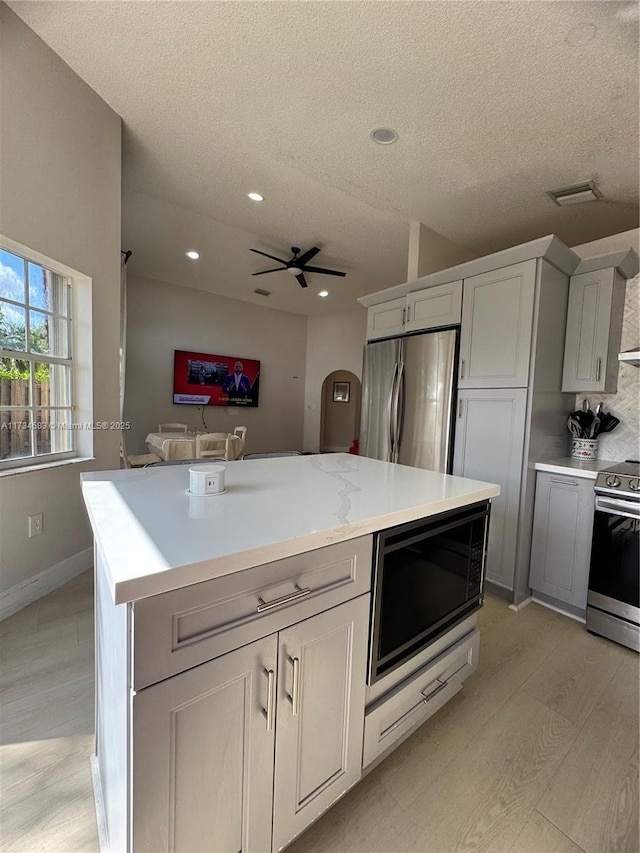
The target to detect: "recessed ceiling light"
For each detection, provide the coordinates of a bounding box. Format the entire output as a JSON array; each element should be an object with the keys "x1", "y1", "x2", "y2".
[
  {"x1": 248, "y1": 192, "x2": 264, "y2": 202},
  {"x1": 370, "y1": 127, "x2": 399, "y2": 145},
  {"x1": 318, "y1": 290, "x2": 329, "y2": 298},
  {"x1": 186, "y1": 250, "x2": 200, "y2": 260},
  {"x1": 546, "y1": 180, "x2": 603, "y2": 206}
]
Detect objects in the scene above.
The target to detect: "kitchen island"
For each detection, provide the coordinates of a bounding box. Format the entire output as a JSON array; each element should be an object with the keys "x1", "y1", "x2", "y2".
[{"x1": 82, "y1": 453, "x2": 499, "y2": 853}]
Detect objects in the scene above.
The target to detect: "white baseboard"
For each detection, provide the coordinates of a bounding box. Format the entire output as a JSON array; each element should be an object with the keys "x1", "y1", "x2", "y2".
[
  {"x1": 508, "y1": 597, "x2": 533, "y2": 612},
  {"x1": 0, "y1": 547, "x2": 93, "y2": 621}
]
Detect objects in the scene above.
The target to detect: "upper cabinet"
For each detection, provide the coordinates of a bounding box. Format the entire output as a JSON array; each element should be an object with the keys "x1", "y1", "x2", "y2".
[
  {"x1": 366, "y1": 281, "x2": 462, "y2": 341},
  {"x1": 458, "y1": 260, "x2": 536, "y2": 388},
  {"x1": 561, "y1": 267, "x2": 626, "y2": 394}
]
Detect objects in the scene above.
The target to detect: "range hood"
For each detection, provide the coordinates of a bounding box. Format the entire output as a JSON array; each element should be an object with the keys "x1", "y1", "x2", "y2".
[{"x1": 618, "y1": 350, "x2": 640, "y2": 367}]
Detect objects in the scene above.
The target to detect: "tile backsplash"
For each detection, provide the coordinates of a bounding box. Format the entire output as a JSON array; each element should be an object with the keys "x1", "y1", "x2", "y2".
[{"x1": 571, "y1": 230, "x2": 639, "y2": 463}]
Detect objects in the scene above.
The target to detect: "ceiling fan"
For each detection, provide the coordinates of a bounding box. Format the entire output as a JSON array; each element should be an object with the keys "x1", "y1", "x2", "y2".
[{"x1": 250, "y1": 246, "x2": 346, "y2": 288}]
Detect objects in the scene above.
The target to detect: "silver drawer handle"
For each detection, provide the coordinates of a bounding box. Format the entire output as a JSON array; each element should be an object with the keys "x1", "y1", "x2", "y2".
[
  {"x1": 262, "y1": 668, "x2": 275, "y2": 731},
  {"x1": 256, "y1": 584, "x2": 311, "y2": 613},
  {"x1": 379, "y1": 678, "x2": 450, "y2": 741},
  {"x1": 421, "y1": 677, "x2": 448, "y2": 703},
  {"x1": 596, "y1": 357, "x2": 601, "y2": 382}
]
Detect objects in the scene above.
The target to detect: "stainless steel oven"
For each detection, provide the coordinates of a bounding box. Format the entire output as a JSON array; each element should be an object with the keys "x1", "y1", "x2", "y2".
[
  {"x1": 587, "y1": 461, "x2": 640, "y2": 652},
  {"x1": 368, "y1": 501, "x2": 490, "y2": 684}
]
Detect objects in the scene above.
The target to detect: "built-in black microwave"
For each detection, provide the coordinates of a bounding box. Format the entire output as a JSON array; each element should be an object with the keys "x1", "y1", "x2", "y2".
[{"x1": 368, "y1": 501, "x2": 490, "y2": 684}]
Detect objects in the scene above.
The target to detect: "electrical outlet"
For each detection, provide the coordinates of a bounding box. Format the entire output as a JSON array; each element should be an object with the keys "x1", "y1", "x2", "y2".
[{"x1": 28, "y1": 513, "x2": 43, "y2": 537}]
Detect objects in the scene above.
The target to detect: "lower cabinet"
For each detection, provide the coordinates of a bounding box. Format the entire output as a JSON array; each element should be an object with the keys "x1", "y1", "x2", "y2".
[
  {"x1": 529, "y1": 472, "x2": 595, "y2": 610},
  {"x1": 132, "y1": 594, "x2": 370, "y2": 853},
  {"x1": 453, "y1": 388, "x2": 527, "y2": 590}
]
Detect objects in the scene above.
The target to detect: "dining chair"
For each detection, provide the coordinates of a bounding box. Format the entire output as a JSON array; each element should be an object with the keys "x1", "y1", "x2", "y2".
[
  {"x1": 123, "y1": 451, "x2": 163, "y2": 468},
  {"x1": 232, "y1": 426, "x2": 247, "y2": 456},
  {"x1": 158, "y1": 423, "x2": 189, "y2": 433},
  {"x1": 196, "y1": 433, "x2": 237, "y2": 460}
]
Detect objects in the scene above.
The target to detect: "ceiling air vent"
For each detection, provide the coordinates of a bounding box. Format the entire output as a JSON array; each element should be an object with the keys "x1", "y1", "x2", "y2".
[
  {"x1": 546, "y1": 180, "x2": 603, "y2": 206},
  {"x1": 254, "y1": 288, "x2": 271, "y2": 297}
]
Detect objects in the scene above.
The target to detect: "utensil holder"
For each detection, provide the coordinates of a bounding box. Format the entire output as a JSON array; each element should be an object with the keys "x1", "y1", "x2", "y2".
[{"x1": 571, "y1": 438, "x2": 598, "y2": 461}]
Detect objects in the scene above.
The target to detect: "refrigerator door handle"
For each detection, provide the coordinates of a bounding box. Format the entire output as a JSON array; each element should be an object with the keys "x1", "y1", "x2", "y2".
[
  {"x1": 388, "y1": 361, "x2": 399, "y2": 461},
  {"x1": 393, "y1": 360, "x2": 405, "y2": 463}
]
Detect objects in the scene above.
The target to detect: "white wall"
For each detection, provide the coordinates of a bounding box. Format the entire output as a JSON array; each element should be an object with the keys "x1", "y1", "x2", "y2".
[
  {"x1": 0, "y1": 6, "x2": 121, "y2": 596},
  {"x1": 125, "y1": 275, "x2": 307, "y2": 455},
  {"x1": 571, "y1": 229, "x2": 639, "y2": 463},
  {"x1": 303, "y1": 309, "x2": 367, "y2": 452}
]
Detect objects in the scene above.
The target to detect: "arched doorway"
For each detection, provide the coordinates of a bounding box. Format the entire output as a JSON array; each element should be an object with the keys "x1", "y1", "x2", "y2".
[{"x1": 319, "y1": 370, "x2": 361, "y2": 453}]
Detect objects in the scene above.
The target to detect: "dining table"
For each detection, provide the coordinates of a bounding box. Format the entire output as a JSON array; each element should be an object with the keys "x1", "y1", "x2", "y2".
[{"x1": 145, "y1": 431, "x2": 197, "y2": 461}]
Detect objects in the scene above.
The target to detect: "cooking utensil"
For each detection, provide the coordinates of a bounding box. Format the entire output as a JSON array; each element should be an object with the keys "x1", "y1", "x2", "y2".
[
  {"x1": 588, "y1": 414, "x2": 601, "y2": 438},
  {"x1": 599, "y1": 413, "x2": 620, "y2": 433},
  {"x1": 567, "y1": 415, "x2": 582, "y2": 437}
]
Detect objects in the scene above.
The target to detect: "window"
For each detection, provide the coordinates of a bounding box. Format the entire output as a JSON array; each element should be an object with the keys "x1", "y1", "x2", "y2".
[{"x1": 0, "y1": 248, "x2": 75, "y2": 468}]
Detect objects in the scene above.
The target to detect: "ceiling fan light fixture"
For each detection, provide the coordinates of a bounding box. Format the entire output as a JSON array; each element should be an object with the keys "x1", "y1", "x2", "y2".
[
  {"x1": 247, "y1": 192, "x2": 264, "y2": 202},
  {"x1": 546, "y1": 180, "x2": 603, "y2": 206},
  {"x1": 186, "y1": 250, "x2": 200, "y2": 260},
  {"x1": 371, "y1": 127, "x2": 399, "y2": 145}
]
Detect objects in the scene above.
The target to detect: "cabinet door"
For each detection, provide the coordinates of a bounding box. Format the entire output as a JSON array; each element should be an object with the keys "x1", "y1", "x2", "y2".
[
  {"x1": 459, "y1": 260, "x2": 536, "y2": 388},
  {"x1": 529, "y1": 472, "x2": 595, "y2": 609},
  {"x1": 405, "y1": 280, "x2": 462, "y2": 333},
  {"x1": 366, "y1": 298, "x2": 406, "y2": 340},
  {"x1": 132, "y1": 636, "x2": 277, "y2": 853},
  {"x1": 561, "y1": 268, "x2": 623, "y2": 393},
  {"x1": 453, "y1": 389, "x2": 527, "y2": 591},
  {"x1": 272, "y1": 595, "x2": 369, "y2": 852}
]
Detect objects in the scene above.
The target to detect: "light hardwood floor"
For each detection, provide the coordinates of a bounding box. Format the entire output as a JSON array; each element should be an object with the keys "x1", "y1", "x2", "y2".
[{"x1": 0, "y1": 573, "x2": 638, "y2": 852}]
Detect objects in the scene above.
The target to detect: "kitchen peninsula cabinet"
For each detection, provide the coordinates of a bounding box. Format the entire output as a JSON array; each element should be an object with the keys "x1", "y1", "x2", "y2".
[
  {"x1": 529, "y1": 470, "x2": 596, "y2": 614},
  {"x1": 132, "y1": 595, "x2": 369, "y2": 853},
  {"x1": 83, "y1": 454, "x2": 499, "y2": 853}
]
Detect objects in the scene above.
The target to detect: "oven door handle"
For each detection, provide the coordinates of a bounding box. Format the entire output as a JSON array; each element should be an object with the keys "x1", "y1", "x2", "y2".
[{"x1": 595, "y1": 495, "x2": 640, "y2": 520}]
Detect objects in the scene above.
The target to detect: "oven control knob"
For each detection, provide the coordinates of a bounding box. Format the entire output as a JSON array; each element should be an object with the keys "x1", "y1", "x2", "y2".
[
  {"x1": 605, "y1": 475, "x2": 621, "y2": 488},
  {"x1": 629, "y1": 478, "x2": 640, "y2": 491}
]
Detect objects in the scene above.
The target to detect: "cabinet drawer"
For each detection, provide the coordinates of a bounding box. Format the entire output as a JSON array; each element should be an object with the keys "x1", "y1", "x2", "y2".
[
  {"x1": 363, "y1": 629, "x2": 479, "y2": 769},
  {"x1": 133, "y1": 537, "x2": 373, "y2": 690}
]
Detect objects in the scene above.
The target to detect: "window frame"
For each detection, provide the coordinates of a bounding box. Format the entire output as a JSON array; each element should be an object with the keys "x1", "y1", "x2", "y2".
[{"x1": 0, "y1": 238, "x2": 93, "y2": 472}]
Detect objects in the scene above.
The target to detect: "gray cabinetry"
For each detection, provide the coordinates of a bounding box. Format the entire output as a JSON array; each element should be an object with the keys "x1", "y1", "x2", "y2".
[
  {"x1": 458, "y1": 260, "x2": 536, "y2": 388},
  {"x1": 132, "y1": 636, "x2": 277, "y2": 853},
  {"x1": 366, "y1": 297, "x2": 405, "y2": 340},
  {"x1": 561, "y1": 267, "x2": 626, "y2": 394},
  {"x1": 366, "y1": 281, "x2": 462, "y2": 340},
  {"x1": 133, "y1": 595, "x2": 369, "y2": 853},
  {"x1": 529, "y1": 472, "x2": 595, "y2": 611},
  {"x1": 273, "y1": 596, "x2": 369, "y2": 851},
  {"x1": 453, "y1": 388, "x2": 527, "y2": 590}
]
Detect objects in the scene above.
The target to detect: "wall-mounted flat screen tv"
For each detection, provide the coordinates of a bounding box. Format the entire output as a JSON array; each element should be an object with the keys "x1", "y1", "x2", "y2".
[{"x1": 173, "y1": 350, "x2": 260, "y2": 407}]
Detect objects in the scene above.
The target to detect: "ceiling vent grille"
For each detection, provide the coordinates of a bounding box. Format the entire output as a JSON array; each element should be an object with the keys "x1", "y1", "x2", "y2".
[
  {"x1": 254, "y1": 288, "x2": 271, "y2": 296},
  {"x1": 546, "y1": 180, "x2": 603, "y2": 206}
]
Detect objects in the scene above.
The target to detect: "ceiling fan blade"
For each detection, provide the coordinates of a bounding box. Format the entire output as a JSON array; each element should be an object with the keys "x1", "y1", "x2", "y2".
[
  {"x1": 296, "y1": 272, "x2": 308, "y2": 288},
  {"x1": 250, "y1": 248, "x2": 288, "y2": 264},
  {"x1": 295, "y1": 246, "x2": 320, "y2": 266},
  {"x1": 251, "y1": 267, "x2": 287, "y2": 275},
  {"x1": 301, "y1": 265, "x2": 346, "y2": 277}
]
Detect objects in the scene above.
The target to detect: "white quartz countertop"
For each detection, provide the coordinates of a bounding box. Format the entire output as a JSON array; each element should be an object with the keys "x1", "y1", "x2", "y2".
[
  {"x1": 81, "y1": 453, "x2": 500, "y2": 605},
  {"x1": 535, "y1": 458, "x2": 620, "y2": 479}
]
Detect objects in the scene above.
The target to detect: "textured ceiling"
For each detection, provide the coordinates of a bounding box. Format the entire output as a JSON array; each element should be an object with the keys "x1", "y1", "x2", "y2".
[{"x1": 8, "y1": 0, "x2": 640, "y2": 315}]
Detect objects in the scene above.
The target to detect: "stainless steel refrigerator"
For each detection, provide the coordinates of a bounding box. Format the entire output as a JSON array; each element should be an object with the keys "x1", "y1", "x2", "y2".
[{"x1": 360, "y1": 328, "x2": 458, "y2": 472}]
